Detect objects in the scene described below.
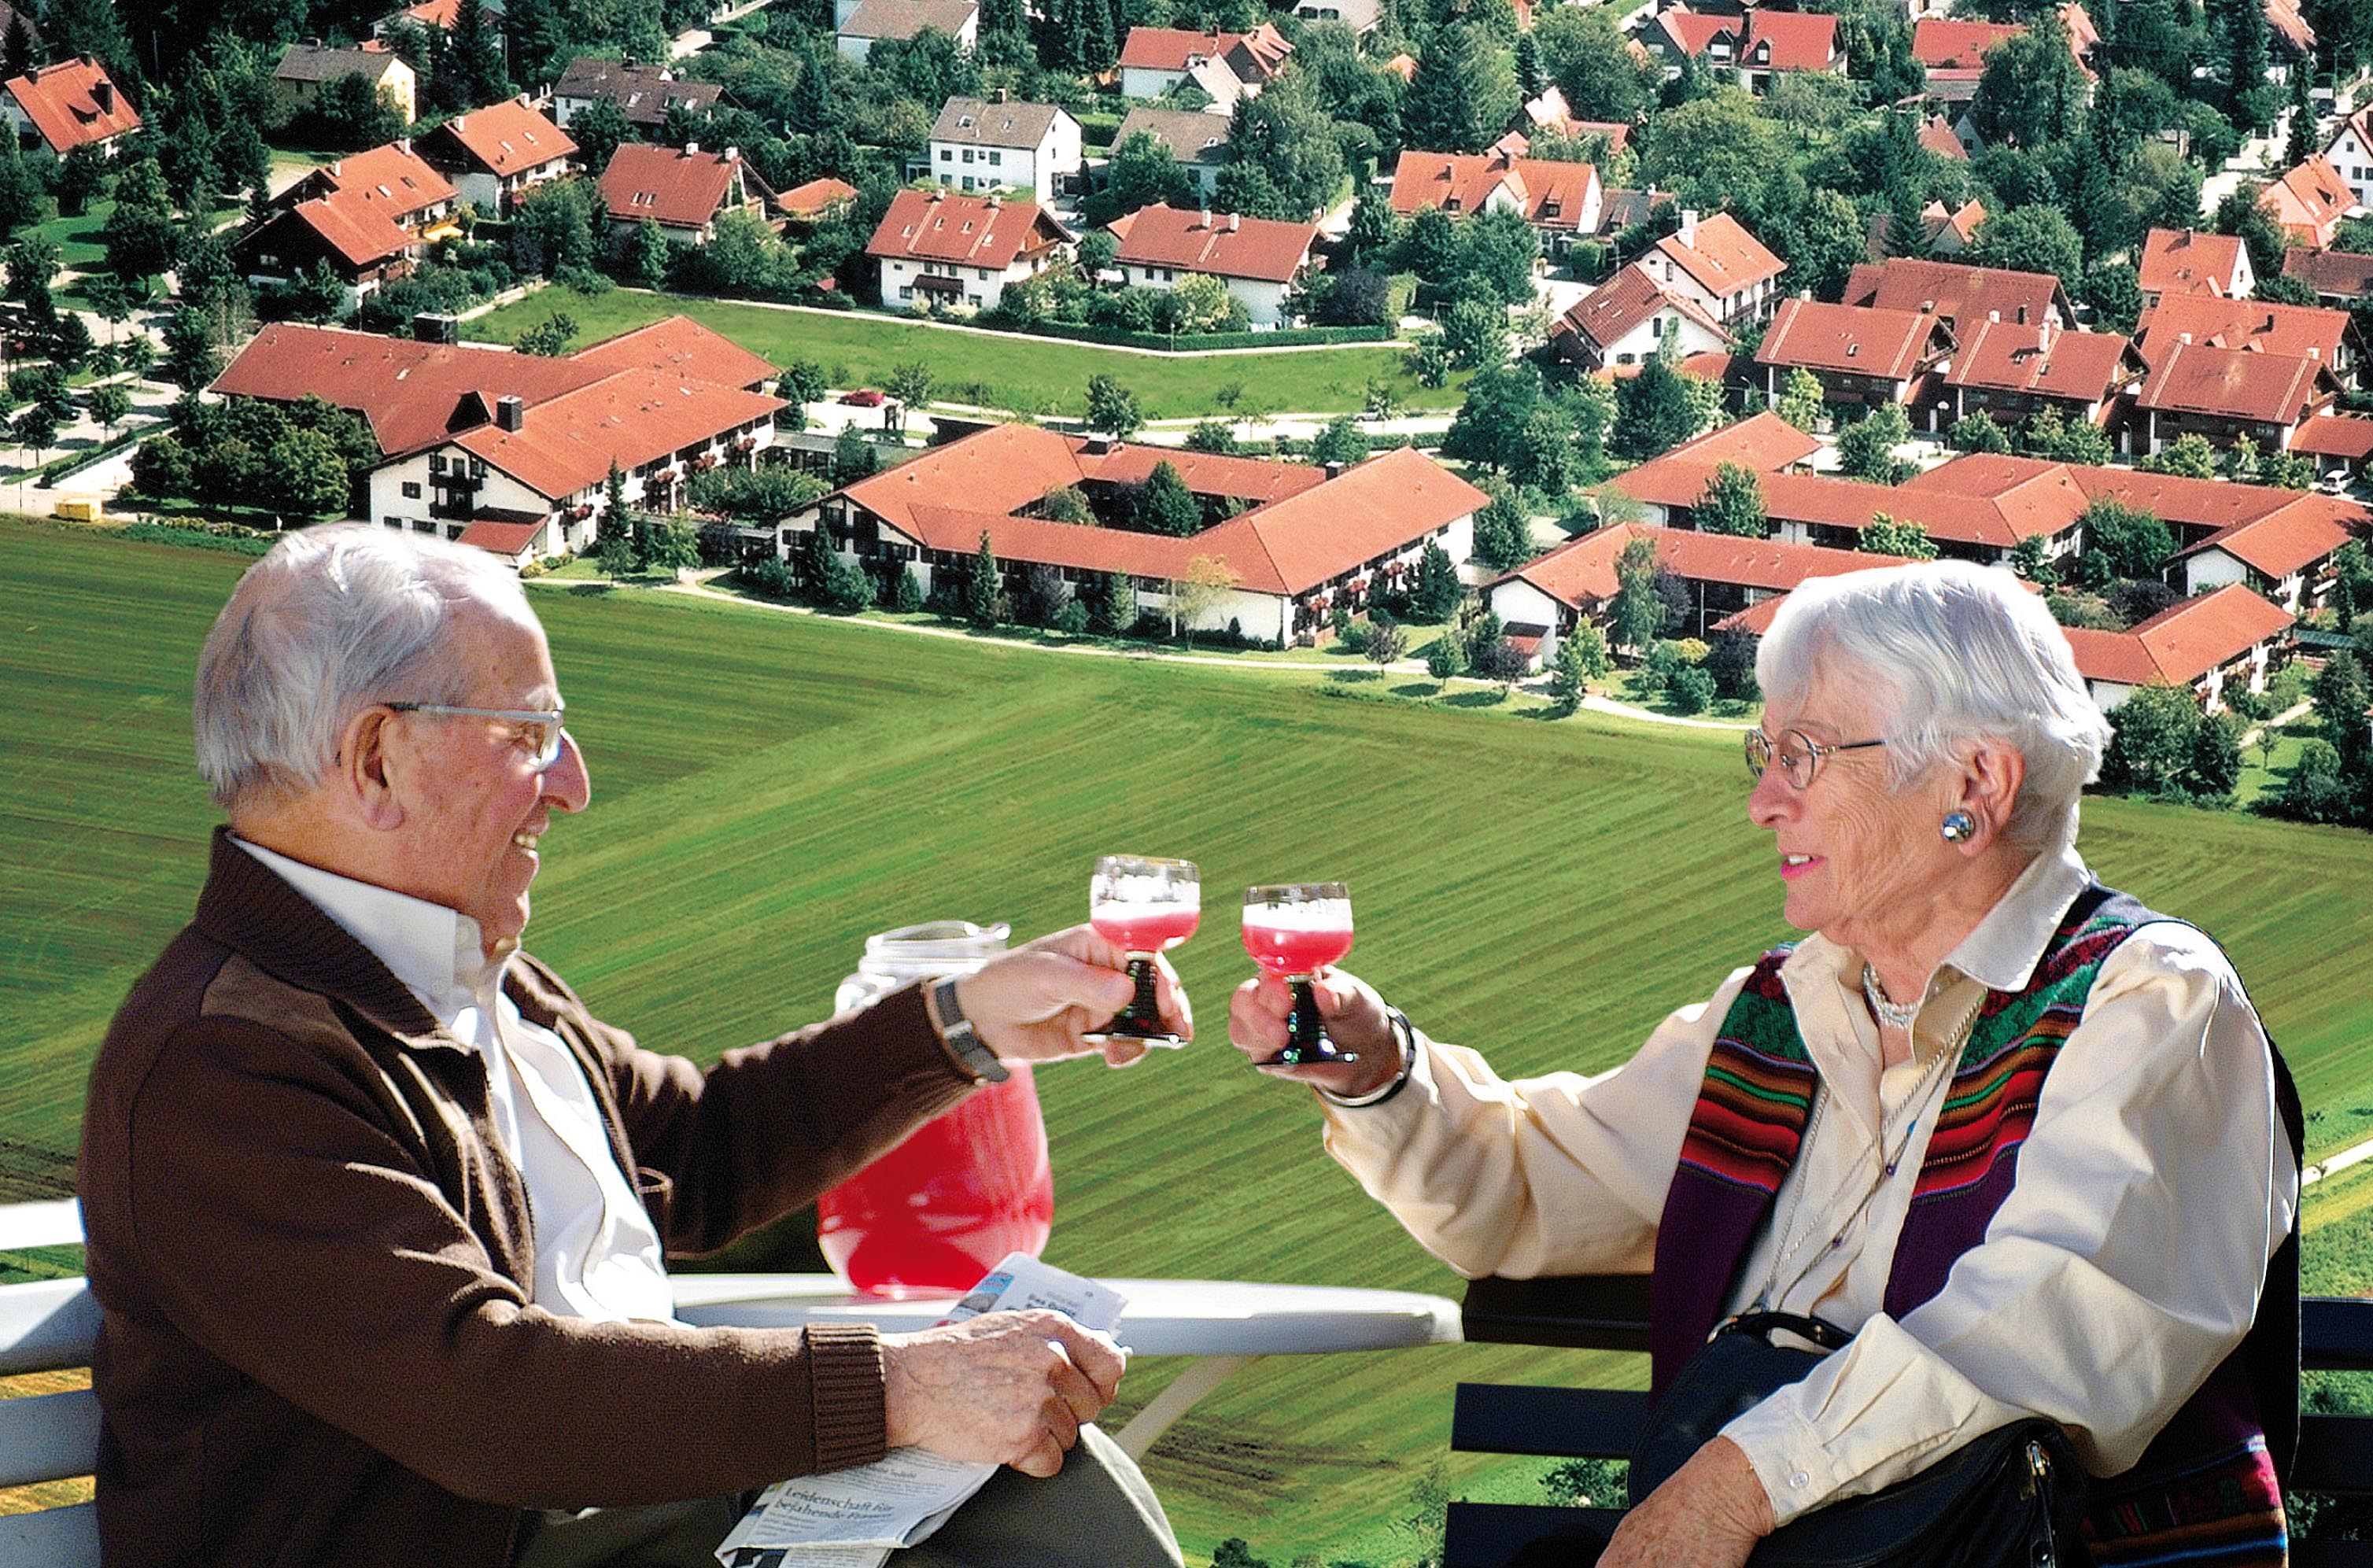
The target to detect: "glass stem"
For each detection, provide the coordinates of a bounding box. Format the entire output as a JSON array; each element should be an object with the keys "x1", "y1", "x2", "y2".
[
  {"x1": 1286, "y1": 977, "x2": 1329, "y2": 1052},
  {"x1": 1124, "y1": 955, "x2": 1161, "y2": 1029}
]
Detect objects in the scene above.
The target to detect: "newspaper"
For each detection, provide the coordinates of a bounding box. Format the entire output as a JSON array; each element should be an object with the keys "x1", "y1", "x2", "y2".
[{"x1": 714, "y1": 1254, "x2": 1127, "y2": 1568}]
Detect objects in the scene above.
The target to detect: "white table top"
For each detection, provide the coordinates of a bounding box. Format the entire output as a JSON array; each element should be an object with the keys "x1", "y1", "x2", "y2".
[{"x1": 673, "y1": 1274, "x2": 1463, "y2": 1356}]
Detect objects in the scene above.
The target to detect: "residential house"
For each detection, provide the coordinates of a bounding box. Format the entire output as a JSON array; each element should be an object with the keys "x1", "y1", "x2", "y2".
[
  {"x1": 1917, "y1": 113, "x2": 1968, "y2": 160},
  {"x1": 1106, "y1": 203, "x2": 1319, "y2": 327},
  {"x1": 552, "y1": 59, "x2": 723, "y2": 131},
  {"x1": 2168, "y1": 493, "x2": 2363, "y2": 610},
  {"x1": 2290, "y1": 412, "x2": 2373, "y2": 481},
  {"x1": 1919, "y1": 199, "x2": 1987, "y2": 256},
  {"x1": 1488, "y1": 521, "x2": 1912, "y2": 661},
  {"x1": 416, "y1": 95, "x2": 574, "y2": 215},
  {"x1": 836, "y1": 0, "x2": 978, "y2": 63},
  {"x1": 1755, "y1": 297, "x2": 1954, "y2": 410},
  {"x1": 1841, "y1": 256, "x2": 2069, "y2": 335},
  {"x1": 2130, "y1": 338, "x2": 2338, "y2": 453},
  {"x1": 775, "y1": 176, "x2": 858, "y2": 225},
  {"x1": 1111, "y1": 105, "x2": 1231, "y2": 197},
  {"x1": 209, "y1": 315, "x2": 782, "y2": 559},
  {"x1": 272, "y1": 42, "x2": 416, "y2": 125},
  {"x1": 241, "y1": 138, "x2": 461, "y2": 300},
  {"x1": 600, "y1": 142, "x2": 765, "y2": 244},
  {"x1": 2135, "y1": 292, "x2": 2355, "y2": 376},
  {"x1": 1, "y1": 57, "x2": 139, "y2": 157},
  {"x1": 2282, "y1": 247, "x2": 2373, "y2": 305},
  {"x1": 1388, "y1": 146, "x2": 1603, "y2": 258},
  {"x1": 1640, "y1": 211, "x2": 1786, "y2": 326},
  {"x1": 280, "y1": 140, "x2": 459, "y2": 235},
  {"x1": 1940, "y1": 318, "x2": 2142, "y2": 434},
  {"x1": 374, "y1": 0, "x2": 504, "y2": 36},
  {"x1": 2320, "y1": 106, "x2": 2373, "y2": 211},
  {"x1": 1550, "y1": 262, "x2": 1731, "y2": 372},
  {"x1": 928, "y1": 94, "x2": 1083, "y2": 203},
  {"x1": 1909, "y1": 14, "x2": 2019, "y2": 127},
  {"x1": 1290, "y1": 0, "x2": 1381, "y2": 31},
  {"x1": 1511, "y1": 87, "x2": 1631, "y2": 152},
  {"x1": 2138, "y1": 227, "x2": 2253, "y2": 302},
  {"x1": 2264, "y1": 0, "x2": 2316, "y2": 79},
  {"x1": 1649, "y1": 9, "x2": 1843, "y2": 91},
  {"x1": 2260, "y1": 157, "x2": 2354, "y2": 249},
  {"x1": 867, "y1": 186, "x2": 1072, "y2": 312},
  {"x1": 797, "y1": 423, "x2": 1488, "y2": 644},
  {"x1": 2059, "y1": 585, "x2": 2296, "y2": 713},
  {"x1": 1117, "y1": 25, "x2": 1291, "y2": 105}
]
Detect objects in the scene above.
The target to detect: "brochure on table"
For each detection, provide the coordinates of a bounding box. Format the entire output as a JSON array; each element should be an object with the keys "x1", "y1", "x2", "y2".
[{"x1": 714, "y1": 1254, "x2": 1127, "y2": 1568}]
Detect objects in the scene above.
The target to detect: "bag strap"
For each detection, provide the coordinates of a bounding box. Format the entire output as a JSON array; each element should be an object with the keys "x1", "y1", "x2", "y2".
[{"x1": 1715, "y1": 1310, "x2": 1854, "y2": 1352}]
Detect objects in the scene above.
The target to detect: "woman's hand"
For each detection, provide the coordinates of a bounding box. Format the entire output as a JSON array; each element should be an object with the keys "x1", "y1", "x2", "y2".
[{"x1": 1598, "y1": 1437, "x2": 1774, "y2": 1568}]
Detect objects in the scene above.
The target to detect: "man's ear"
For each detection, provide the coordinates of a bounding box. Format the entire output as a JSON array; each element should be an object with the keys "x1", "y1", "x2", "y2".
[
  {"x1": 344, "y1": 707, "x2": 407, "y2": 832},
  {"x1": 1953, "y1": 736, "x2": 2028, "y2": 855}
]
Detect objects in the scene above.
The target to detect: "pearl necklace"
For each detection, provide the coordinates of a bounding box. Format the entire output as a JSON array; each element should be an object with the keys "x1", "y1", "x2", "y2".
[{"x1": 1862, "y1": 963, "x2": 1925, "y2": 1031}]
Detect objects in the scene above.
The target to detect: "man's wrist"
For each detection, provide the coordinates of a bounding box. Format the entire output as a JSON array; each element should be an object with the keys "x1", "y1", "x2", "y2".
[
  {"x1": 1320, "y1": 1008, "x2": 1415, "y2": 1107},
  {"x1": 926, "y1": 976, "x2": 1008, "y2": 1083}
]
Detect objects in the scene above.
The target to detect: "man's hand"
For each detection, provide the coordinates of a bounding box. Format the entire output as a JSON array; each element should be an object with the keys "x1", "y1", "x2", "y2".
[
  {"x1": 880, "y1": 1309, "x2": 1127, "y2": 1477},
  {"x1": 957, "y1": 926, "x2": 1190, "y2": 1068},
  {"x1": 1598, "y1": 1437, "x2": 1774, "y2": 1568},
  {"x1": 1227, "y1": 968, "x2": 1402, "y2": 1099}
]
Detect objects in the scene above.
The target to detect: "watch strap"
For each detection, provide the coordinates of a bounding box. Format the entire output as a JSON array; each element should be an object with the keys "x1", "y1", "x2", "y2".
[{"x1": 930, "y1": 976, "x2": 1009, "y2": 1083}]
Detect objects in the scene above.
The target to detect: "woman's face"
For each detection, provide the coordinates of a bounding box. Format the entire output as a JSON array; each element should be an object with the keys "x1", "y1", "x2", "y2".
[{"x1": 1747, "y1": 667, "x2": 1956, "y2": 943}]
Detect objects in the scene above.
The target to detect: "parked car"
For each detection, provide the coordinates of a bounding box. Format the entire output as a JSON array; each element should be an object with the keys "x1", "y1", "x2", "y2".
[{"x1": 839, "y1": 388, "x2": 887, "y2": 407}]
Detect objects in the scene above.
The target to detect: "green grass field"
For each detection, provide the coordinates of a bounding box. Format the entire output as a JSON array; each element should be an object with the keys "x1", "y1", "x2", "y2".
[
  {"x1": 467, "y1": 288, "x2": 1466, "y2": 422},
  {"x1": 6, "y1": 518, "x2": 2371, "y2": 1563}
]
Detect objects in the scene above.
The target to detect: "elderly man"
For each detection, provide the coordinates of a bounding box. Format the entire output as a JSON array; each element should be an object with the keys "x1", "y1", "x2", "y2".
[{"x1": 78, "y1": 524, "x2": 1186, "y2": 1568}]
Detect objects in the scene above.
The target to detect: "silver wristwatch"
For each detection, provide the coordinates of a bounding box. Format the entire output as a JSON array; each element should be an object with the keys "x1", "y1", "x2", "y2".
[
  {"x1": 1319, "y1": 1007, "x2": 1416, "y2": 1108},
  {"x1": 930, "y1": 976, "x2": 1009, "y2": 1083}
]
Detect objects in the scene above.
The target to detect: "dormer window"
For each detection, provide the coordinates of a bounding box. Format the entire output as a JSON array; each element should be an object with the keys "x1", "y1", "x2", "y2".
[{"x1": 959, "y1": 115, "x2": 976, "y2": 127}]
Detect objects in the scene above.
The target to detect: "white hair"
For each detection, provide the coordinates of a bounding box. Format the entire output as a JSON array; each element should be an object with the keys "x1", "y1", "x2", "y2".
[
  {"x1": 194, "y1": 523, "x2": 535, "y2": 810},
  {"x1": 1755, "y1": 560, "x2": 2110, "y2": 853}
]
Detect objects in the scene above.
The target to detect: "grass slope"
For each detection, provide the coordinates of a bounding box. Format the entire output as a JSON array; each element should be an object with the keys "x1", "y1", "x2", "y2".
[
  {"x1": 4, "y1": 521, "x2": 2370, "y2": 1562},
  {"x1": 467, "y1": 288, "x2": 1465, "y2": 422}
]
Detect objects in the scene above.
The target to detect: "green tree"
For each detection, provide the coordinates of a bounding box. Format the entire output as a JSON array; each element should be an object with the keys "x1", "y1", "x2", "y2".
[
  {"x1": 1949, "y1": 410, "x2": 2013, "y2": 453},
  {"x1": 10, "y1": 403, "x2": 55, "y2": 466},
  {"x1": 0, "y1": 139, "x2": 43, "y2": 243},
  {"x1": 831, "y1": 426, "x2": 879, "y2": 485},
  {"x1": 1548, "y1": 621, "x2": 1607, "y2": 707},
  {"x1": 2310, "y1": 647, "x2": 2371, "y2": 768},
  {"x1": 779, "y1": 360, "x2": 829, "y2": 408},
  {"x1": 1637, "y1": 90, "x2": 1796, "y2": 223},
  {"x1": 516, "y1": 313, "x2": 580, "y2": 357},
  {"x1": 85, "y1": 382, "x2": 131, "y2": 435},
  {"x1": 1137, "y1": 460, "x2": 1203, "y2": 537},
  {"x1": 1861, "y1": 513, "x2": 1940, "y2": 559},
  {"x1": 1411, "y1": 540, "x2": 1460, "y2": 622},
  {"x1": 1089, "y1": 131, "x2": 1193, "y2": 224},
  {"x1": 2213, "y1": 183, "x2": 2290, "y2": 286},
  {"x1": 162, "y1": 308, "x2": 223, "y2": 391},
  {"x1": 310, "y1": 73, "x2": 409, "y2": 151},
  {"x1": 2269, "y1": 737, "x2": 2355, "y2": 823},
  {"x1": 620, "y1": 219, "x2": 670, "y2": 290},
  {"x1": 1406, "y1": 331, "x2": 1452, "y2": 389},
  {"x1": 2102, "y1": 682, "x2": 2201, "y2": 793},
  {"x1": 967, "y1": 532, "x2": 1008, "y2": 625},
  {"x1": 2138, "y1": 434, "x2": 2220, "y2": 481},
  {"x1": 1404, "y1": 24, "x2": 1519, "y2": 154},
  {"x1": 1610, "y1": 535, "x2": 1666, "y2": 655},
  {"x1": 884, "y1": 360, "x2": 935, "y2": 434},
  {"x1": 1309, "y1": 415, "x2": 1371, "y2": 469},
  {"x1": 1401, "y1": 207, "x2": 1462, "y2": 284},
  {"x1": 264, "y1": 427, "x2": 353, "y2": 516},
  {"x1": 1101, "y1": 569, "x2": 1139, "y2": 634},
  {"x1": 2009, "y1": 533, "x2": 2061, "y2": 587},
  {"x1": 1364, "y1": 614, "x2": 1408, "y2": 668},
  {"x1": 1611, "y1": 353, "x2": 1716, "y2": 459},
  {"x1": 568, "y1": 99, "x2": 634, "y2": 176},
  {"x1": 1775, "y1": 367, "x2": 1826, "y2": 433},
  {"x1": 1085, "y1": 374, "x2": 1143, "y2": 439},
  {"x1": 2080, "y1": 498, "x2": 2175, "y2": 581},
  {"x1": 1537, "y1": 5, "x2": 1655, "y2": 122},
  {"x1": 1776, "y1": 187, "x2": 1869, "y2": 305},
  {"x1": 1969, "y1": 9, "x2": 2088, "y2": 149},
  {"x1": 1426, "y1": 633, "x2": 1467, "y2": 691},
  {"x1": 2022, "y1": 405, "x2": 2114, "y2": 466},
  {"x1": 1441, "y1": 297, "x2": 1510, "y2": 367},
  {"x1": 1835, "y1": 404, "x2": 1915, "y2": 484},
  {"x1": 1222, "y1": 70, "x2": 1348, "y2": 221},
  {"x1": 1345, "y1": 195, "x2": 1402, "y2": 269},
  {"x1": 1470, "y1": 483, "x2": 1532, "y2": 570},
  {"x1": 1460, "y1": 208, "x2": 1542, "y2": 305},
  {"x1": 1967, "y1": 205, "x2": 2084, "y2": 292},
  {"x1": 1696, "y1": 462, "x2": 1767, "y2": 538}
]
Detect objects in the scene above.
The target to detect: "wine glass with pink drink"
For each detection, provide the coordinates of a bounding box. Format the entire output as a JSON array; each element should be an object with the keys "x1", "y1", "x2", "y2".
[
  {"x1": 1242, "y1": 883, "x2": 1358, "y2": 1067},
  {"x1": 1084, "y1": 855, "x2": 1198, "y2": 1048}
]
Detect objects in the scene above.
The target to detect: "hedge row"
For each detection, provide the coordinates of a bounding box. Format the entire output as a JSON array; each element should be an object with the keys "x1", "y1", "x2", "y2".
[{"x1": 984, "y1": 318, "x2": 1395, "y2": 352}]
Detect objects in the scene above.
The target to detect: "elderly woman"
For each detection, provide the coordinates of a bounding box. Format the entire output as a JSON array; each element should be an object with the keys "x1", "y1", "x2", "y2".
[{"x1": 1234, "y1": 562, "x2": 2300, "y2": 1567}]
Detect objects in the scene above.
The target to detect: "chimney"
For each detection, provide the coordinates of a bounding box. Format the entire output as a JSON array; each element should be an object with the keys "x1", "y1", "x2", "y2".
[
  {"x1": 496, "y1": 395, "x2": 525, "y2": 432},
  {"x1": 928, "y1": 185, "x2": 946, "y2": 201},
  {"x1": 450, "y1": 114, "x2": 464, "y2": 133},
  {"x1": 685, "y1": 141, "x2": 699, "y2": 157},
  {"x1": 1323, "y1": 460, "x2": 1345, "y2": 479},
  {"x1": 1987, "y1": 309, "x2": 1999, "y2": 323},
  {"x1": 397, "y1": 137, "x2": 410, "y2": 157},
  {"x1": 1227, "y1": 212, "x2": 1238, "y2": 231},
  {"x1": 985, "y1": 193, "x2": 1001, "y2": 210},
  {"x1": 724, "y1": 145, "x2": 739, "y2": 164},
  {"x1": 92, "y1": 79, "x2": 113, "y2": 115},
  {"x1": 2178, "y1": 331, "x2": 2193, "y2": 345},
  {"x1": 1679, "y1": 208, "x2": 1699, "y2": 245},
  {"x1": 991, "y1": 87, "x2": 1008, "y2": 103}
]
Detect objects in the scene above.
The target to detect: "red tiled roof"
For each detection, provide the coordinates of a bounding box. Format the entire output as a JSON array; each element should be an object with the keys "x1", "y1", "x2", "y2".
[
  {"x1": 3, "y1": 57, "x2": 138, "y2": 153},
  {"x1": 2064, "y1": 584, "x2": 2293, "y2": 688},
  {"x1": 1382, "y1": 51, "x2": 1416, "y2": 80},
  {"x1": 278, "y1": 193, "x2": 416, "y2": 268},
  {"x1": 2291, "y1": 413, "x2": 2373, "y2": 459},
  {"x1": 430, "y1": 97, "x2": 574, "y2": 178},
  {"x1": 569, "y1": 315, "x2": 777, "y2": 390},
  {"x1": 2172, "y1": 494, "x2": 2360, "y2": 576},
  {"x1": 1840, "y1": 257, "x2": 2062, "y2": 334},
  {"x1": 1227, "y1": 21, "x2": 1292, "y2": 79},
  {"x1": 1756, "y1": 297, "x2": 1948, "y2": 381},
  {"x1": 1558, "y1": 262, "x2": 1728, "y2": 354},
  {"x1": 1713, "y1": 594, "x2": 1787, "y2": 634},
  {"x1": 2283, "y1": 249, "x2": 2373, "y2": 300},
  {"x1": 1086, "y1": 445, "x2": 1328, "y2": 504},
  {"x1": 1497, "y1": 521, "x2": 1913, "y2": 610},
  {"x1": 776, "y1": 176, "x2": 858, "y2": 217},
  {"x1": 308, "y1": 141, "x2": 456, "y2": 223},
  {"x1": 1621, "y1": 445, "x2": 2082, "y2": 551},
  {"x1": 1107, "y1": 202, "x2": 1317, "y2": 284},
  {"x1": 2261, "y1": 157, "x2": 2352, "y2": 248},
  {"x1": 1388, "y1": 148, "x2": 1599, "y2": 232},
  {"x1": 1662, "y1": 410, "x2": 1824, "y2": 471},
  {"x1": 1652, "y1": 212, "x2": 1786, "y2": 298},
  {"x1": 1199, "y1": 445, "x2": 1489, "y2": 594},
  {"x1": 600, "y1": 142, "x2": 744, "y2": 230},
  {"x1": 2265, "y1": 0, "x2": 2316, "y2": 53},
  {"x1": 1922, "y1": 197, "x2": 1987, "y2": 250},
  {"x1": 456, "y1": 518, "x2": 542, "y2": 555},
  {"x1": 866, "y1": 186, "x2": 1068, "y2": 269},
  {"x1": 450, "y1": 366, "x2": 783, "y2": 501},
  {"x1": 1120, "y1": 25, "x2": 1246, "y2": 68},
  {"x1": 1917, "y1": 114, "x2": 1967, "y2": 160},
  {"x1": 2139, "y1": 227, "x2": 2247, "y2": 297},
  {"x1": 1944, "y1": 318, "x2": 2137, "y2": 404},
  {"x1": 1659, "y1": 8, "x2": 1837, "y2": 70},
  {"x1": 1911, "y1": 17, "x2": 2022, "y2": 67},
  {"x1": 2137, "y1": 293, "x2": 2350, "y2": 367},
  {"x1": 2133, "y1": 338, "x2": 2331, "y2": 423}
]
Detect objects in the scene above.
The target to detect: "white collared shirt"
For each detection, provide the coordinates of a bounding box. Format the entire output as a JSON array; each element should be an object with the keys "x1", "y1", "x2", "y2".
[
  {"x1": 1319, "y1": 843, "x2": 2297, "y2": 1523},
  {"x1": 236, "y1": 838, "x2": 678, "y2": 1325}
]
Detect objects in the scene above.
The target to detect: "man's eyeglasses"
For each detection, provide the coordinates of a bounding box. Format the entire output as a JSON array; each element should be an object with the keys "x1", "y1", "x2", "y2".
[
  {"x1": 1744, "y1": 728, "x2": 1885, "y2": 790},
  {"x1": 386, "y1": 703, "x2": 567, "y2": 769}
]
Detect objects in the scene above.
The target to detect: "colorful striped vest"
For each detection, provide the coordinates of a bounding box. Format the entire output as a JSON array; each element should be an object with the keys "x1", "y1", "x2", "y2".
[{"x1": 1648, "y1": 885, "x2": 2304, "y2": 1568}]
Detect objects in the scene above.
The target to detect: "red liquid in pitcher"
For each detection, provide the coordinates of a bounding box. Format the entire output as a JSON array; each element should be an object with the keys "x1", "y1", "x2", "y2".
[{"x1": 816, "y1": 1066, "x2": 1054, "y2": 1297}]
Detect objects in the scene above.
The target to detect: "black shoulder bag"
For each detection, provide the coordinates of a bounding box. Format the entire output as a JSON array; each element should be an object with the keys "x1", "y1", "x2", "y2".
[{"x1": 1628, "y1": 1311, "x2": 2088, "y2": 1568}]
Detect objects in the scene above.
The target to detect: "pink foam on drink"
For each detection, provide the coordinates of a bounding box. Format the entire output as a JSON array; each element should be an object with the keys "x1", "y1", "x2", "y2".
[
  {"x1": 1242, "y1": 921, "x2": 1353, "y2": 976},
  {"x1": 1090, "y1": 908, "x2": 1201, "y2": 952}
]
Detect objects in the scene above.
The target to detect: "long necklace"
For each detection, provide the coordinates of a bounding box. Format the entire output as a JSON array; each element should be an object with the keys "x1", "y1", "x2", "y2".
[
  {"x1": 1748, "y1": 995, "x2": 1980, "y2": 1314},
  {"x1": 1862, "y1": 962, "x2": 1927, "y2": 1031}
]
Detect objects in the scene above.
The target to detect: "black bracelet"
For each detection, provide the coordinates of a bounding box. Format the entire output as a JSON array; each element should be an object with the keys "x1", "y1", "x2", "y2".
[{"x1": 1319, "y1": 1008, "x2": 1416, "y2": 1108}]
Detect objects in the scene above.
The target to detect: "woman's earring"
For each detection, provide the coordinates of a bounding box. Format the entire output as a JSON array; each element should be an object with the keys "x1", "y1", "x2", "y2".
[{"x1": 1940, "y1": 810, "x2": 1976, "y2": 844}]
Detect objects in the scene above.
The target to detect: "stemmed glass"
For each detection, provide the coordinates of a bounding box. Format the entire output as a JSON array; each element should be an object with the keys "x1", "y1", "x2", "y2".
[
  {"x1": 1242, "y1": 883, "x2": 1357, "y2": 1067},
  {"x1": 1085, "y1": 855, "x2": 1198, "y2": 1048}
]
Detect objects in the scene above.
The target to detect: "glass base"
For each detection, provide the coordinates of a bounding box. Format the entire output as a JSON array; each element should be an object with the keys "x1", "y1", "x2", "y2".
[
  {"x1": 1087, "y1": 955, "x2": 1181, "y2": 1048},
  {"x1": 1257, "y1": 976, "x2": 1358, "y2": 1067}
]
